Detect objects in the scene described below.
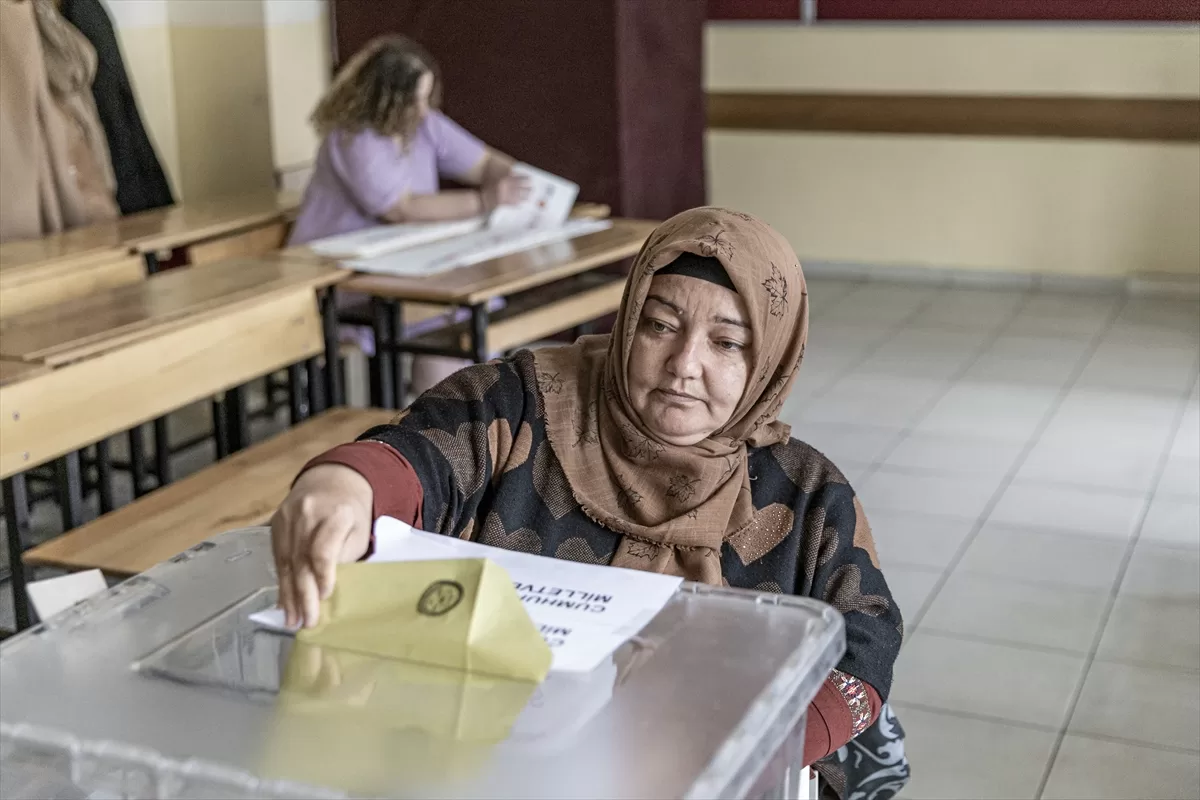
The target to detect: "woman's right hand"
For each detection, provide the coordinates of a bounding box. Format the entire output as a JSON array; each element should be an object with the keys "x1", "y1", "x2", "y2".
[
  {"x1": 271, "y1": 465, "x2": 374, "y2": 629},
  {"x1": 481, "y1": 173, "x2": 532, "y2": 210}
]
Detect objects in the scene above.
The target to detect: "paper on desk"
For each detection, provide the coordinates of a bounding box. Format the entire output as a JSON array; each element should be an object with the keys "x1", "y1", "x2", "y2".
[
  {"x1": 299, "y1": 558, "x2": 552, "y2": 683},
  {"x1": 343, "y1": 217, "x2": 611, "y2": 277},
  {"x1": 27, "y1": 569, "x2": 106, "y2": 622},
  {"x1": 303, "y1": 163, "x2": 577, "y2": 264},
  {"x1": 306, "y1": 218, "x2": 484, "y2": 260},
  {"x1": 251, "y1": 516, "x2": 682, "y2": 673}
]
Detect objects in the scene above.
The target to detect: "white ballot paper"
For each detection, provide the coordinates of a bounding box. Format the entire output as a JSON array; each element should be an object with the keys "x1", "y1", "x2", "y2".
[
  {"x1": 251, "y1": 517, "x2": 682, "y2": 674},
  {"x1": 344, "y1": 218, "x2": 611, "y2": 278},
  {"x1": 306, "y1": 218, "x2": 484, "y2": 260},
  {"x1": 305, "y1": 161, "x2": 608, "y2": 278}
]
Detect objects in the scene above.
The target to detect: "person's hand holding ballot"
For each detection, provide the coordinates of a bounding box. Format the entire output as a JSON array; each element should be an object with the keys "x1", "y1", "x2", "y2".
[{"x1": 272, "y1": 464, "x2": 376, "y2": 629}]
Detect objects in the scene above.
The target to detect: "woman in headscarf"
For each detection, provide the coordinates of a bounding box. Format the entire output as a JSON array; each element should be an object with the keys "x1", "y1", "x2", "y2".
[{"x1": 271, "y1": 208, "x2": 906, "y2": 786}]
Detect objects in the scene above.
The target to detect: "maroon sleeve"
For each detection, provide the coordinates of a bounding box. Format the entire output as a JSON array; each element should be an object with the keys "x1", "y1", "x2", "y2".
[
  {"x1": 802, "y1": 677, "x2": 882, "y2": 766},
  {"x1": 300, "y1": 441, "x2": 424, "y2": 558}
]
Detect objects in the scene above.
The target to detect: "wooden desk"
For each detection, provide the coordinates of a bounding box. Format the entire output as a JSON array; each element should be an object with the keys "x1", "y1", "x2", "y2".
[
  {"x1": 0, "y1": 226, "x2": 124, "y2": 277},
  {"x1": 118, "y1": 190, "x2": 300, "y2": 257},
  {"x1": 0, "y1": 252, "x2": 145, "y2": 321},
  {"x1": 0, "y1": 190, "x2": 300, "y2": 277},
  {"x1": 0, "y1": 256, "x2": 344, "y2": 366},
  {"x1": 342, "y1": 219, "x2": 654, "y2": 306},
  {"x1": 0, "y1": 258, "x2": 344, "y2": 480},
  {"x1": 0, "y1": 358, "x2": 48, "y2": 388},
  {"x1": 0, "y1": 256, "x2": 345, "y2": 630},
  {"x1": 333, "y1": 218, "x2": 654, "y2": 408}
]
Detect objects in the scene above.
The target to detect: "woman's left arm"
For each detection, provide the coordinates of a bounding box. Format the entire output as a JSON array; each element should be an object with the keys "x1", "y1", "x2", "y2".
[
  {"x1": 426, "y1": 112, "x2": 528, "y2": 208},
  {"x1": 797, "y1": 477, "x2": 904, "y2": 765},
  {"x1": 459, "y1": 147, "x2": 516, "y2": 187}
]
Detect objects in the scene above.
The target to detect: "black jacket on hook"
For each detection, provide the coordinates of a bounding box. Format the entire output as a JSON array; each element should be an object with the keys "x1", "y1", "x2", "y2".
[{"x1": 59, "y1": 0, "x2": 174, "y2": 215}]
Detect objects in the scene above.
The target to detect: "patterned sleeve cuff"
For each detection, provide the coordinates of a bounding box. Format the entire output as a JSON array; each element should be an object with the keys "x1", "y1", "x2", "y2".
[{"x1": 829, "y1": 669, "x2": 875, "y2": 737}]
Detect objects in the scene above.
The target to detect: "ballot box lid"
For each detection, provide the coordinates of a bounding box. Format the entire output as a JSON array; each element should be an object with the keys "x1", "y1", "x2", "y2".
[{"x1": 0, "y1": 528, "x2": 844, "y2": 800}]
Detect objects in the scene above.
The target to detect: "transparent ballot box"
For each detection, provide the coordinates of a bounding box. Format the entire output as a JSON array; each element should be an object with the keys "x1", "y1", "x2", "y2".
[{"x1": 0, "y1": 528, "x2": 844, "y2": 799}]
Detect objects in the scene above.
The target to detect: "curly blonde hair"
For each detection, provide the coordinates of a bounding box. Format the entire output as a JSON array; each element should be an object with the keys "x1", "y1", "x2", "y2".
[{"x1": 311, "y1": 35, "x2": 442, "y2": 141}]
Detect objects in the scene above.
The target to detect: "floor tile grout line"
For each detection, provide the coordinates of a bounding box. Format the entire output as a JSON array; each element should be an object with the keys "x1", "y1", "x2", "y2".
[
  {"x1": 903, "y1": 295, "x2": 1129, "y2": 634},
  {"x1": 891, "y1": 700, "x2": 1200, "y2": 757},
  {"x1": 914, "y1": 626, "x2": 1103, "y2": 658},
  {"x1": 1033, "y1": 352, "x2": 1200, "y2": 800},
  {"x1": 914, "y1": 627, "x2": 1200, "y2": 677},
  {"x1": 1058, "y1": 729, "x2": 1200, "y2": 758},
  {"x1": 1088, "y1": 653, "x2": 1200, "y2": 677},
  {"x1": 889, "y1": 700, "x2": 1062, "y2": 734}
]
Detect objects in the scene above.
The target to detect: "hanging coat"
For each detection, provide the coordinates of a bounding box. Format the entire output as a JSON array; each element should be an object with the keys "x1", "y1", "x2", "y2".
[
  {"x1": 0, "y1": 0, "x2": 116, "y2": 242},
  {"x1": 59, "y1": 0, "x2": 174, "y2": 214}
]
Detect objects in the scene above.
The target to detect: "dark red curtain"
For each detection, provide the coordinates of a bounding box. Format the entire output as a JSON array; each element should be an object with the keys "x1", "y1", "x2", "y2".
[
  {"x1": 817, "y1": 0, "x2": 1199, "y2": 21},
  {"x1": 331, "y1": 0, "x2": 706, "y2": 222},
  {"x1": 708, "y1": 0, "x2": 1199, "y2": 20}
]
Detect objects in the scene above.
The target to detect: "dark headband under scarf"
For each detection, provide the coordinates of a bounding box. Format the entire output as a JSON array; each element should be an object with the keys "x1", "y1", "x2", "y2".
[{"x1": 655, "y1": 253, "x2": 738, "y2": 294}]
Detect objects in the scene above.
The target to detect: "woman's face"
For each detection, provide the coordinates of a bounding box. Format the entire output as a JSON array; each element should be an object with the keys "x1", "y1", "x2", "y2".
[
  {"x1": 627, "y1": 274, "x2": 752, "y2": 447},
  {"x1": 414, "y1": 71, "x2": 434, "y2": 119}
]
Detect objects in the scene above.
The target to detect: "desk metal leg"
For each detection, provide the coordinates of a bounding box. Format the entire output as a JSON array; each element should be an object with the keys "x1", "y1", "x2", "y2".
[
  {"x1": 3, "y1": 475, "x2": 32, "y2": 630},
  {"x1": 144, "y1": 251, "x2": 160, "y2": 275},
  {"x1": 58, "y1": 453, "x2": 85, "y2": 530},
  {"x1": 288, "y1": 363, "x2": 308, "y2": 425},
  {"x1": 226, "y1": 386, "x2": 248, "y2": 453},
  {"x1": 369, "y1": 298, "x2": 394, "y2": 409},
  {"x1": 264, "y1": 373, "x2": 283, "y2": 417},
  {"x1": 153, "y1": 418, "x2": 172, "y2": 488},
  {"x1": 390, "y1": 301, "x2": 406, "y2": 406},
  {"x1": 212, "y1": 397, "x2": 230, "y2": 460},
  {"x1": 95, "y1": 439, "x2": 114, "y2": 514},
  {"x1": 306, "y1": 358, "x2": 325, "y2": 415},
  {"x1": 468, "y1": 302, "x2": 489, "y2": 364},
  {"x1": 321, "y1": 288, "x2": 343, "y2": 408},
  {"x1": 128, "y1": 427, "x2": 149, "y2": 498}
]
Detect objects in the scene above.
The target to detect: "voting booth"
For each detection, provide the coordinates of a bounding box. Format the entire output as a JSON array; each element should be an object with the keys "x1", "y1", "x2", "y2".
[{"x1": 0, "y1": 528, "x2": 843, "y2": 799}]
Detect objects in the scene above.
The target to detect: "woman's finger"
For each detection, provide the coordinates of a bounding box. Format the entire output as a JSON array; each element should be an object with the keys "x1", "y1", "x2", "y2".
[
  {"x1": 309, "y1": 511, "x2": 352, "y2": 601},
  {"x1": 295, "y1": 564, "x2": 323, "y2": 629},
  {"x1": 270, "y1": 509, "x2": 300, "y2": 626},
  {"x1": 278, "y1": 561, "x2": 300, "y2": 628}
]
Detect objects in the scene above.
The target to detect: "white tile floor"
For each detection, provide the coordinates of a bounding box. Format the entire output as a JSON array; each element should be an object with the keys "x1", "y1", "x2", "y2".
[
  {"x1": 1, "y1": 277, "x2": 1197, "y2": 799},
  {"x1": 782, "y1": 279, "x2": 1199, "y2": 800}
]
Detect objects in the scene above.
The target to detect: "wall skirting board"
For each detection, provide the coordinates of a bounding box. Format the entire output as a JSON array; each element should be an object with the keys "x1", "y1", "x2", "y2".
[{"x1": 801, "y1": 261, "x2": 1200, "y2": 297}]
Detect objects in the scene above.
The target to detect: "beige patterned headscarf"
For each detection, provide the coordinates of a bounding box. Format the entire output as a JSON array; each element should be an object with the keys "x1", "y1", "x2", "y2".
[{"x1": 532, "y1": 208, "x2": 808, "y2": 584}]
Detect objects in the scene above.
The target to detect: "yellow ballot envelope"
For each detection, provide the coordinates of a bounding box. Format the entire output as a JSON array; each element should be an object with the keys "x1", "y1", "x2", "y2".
[
  {"x1": 297, "y1": 558, "x2": 553, "y2": 683},
  {"x1": 260, "y1": 559, "x2": 550, "y2": 794},
  {"x1": 262, "y1": 641, "x2": 539, "y2": 794}
]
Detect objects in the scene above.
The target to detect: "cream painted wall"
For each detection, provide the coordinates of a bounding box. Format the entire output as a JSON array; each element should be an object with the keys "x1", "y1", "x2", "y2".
[
  {"x1": 103, "y1": 0, "x2": 328, "y2": 202},
  {"x1": 264, "y1": 2, "x2": 330, "y2": 173},
  {"x1": 705, "y1": 25, "x2": 1200, "y2": 280},
  {"x1": 168, "y1": 25, "x2": 275, "y2": 200}
]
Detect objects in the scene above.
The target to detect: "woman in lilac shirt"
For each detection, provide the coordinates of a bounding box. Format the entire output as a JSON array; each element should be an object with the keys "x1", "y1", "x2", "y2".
[{"x1": 290, "y1": 36, "x2": 529, "y2": 394}]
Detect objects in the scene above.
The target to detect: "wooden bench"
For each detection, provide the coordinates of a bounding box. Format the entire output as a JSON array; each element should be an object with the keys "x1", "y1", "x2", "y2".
[
  {"x1": 23, "y1": 407, "x2": 396, "y2": 577},
  {"x1": 407, "y1": 271, "x2": 625, "y2": 355}
]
